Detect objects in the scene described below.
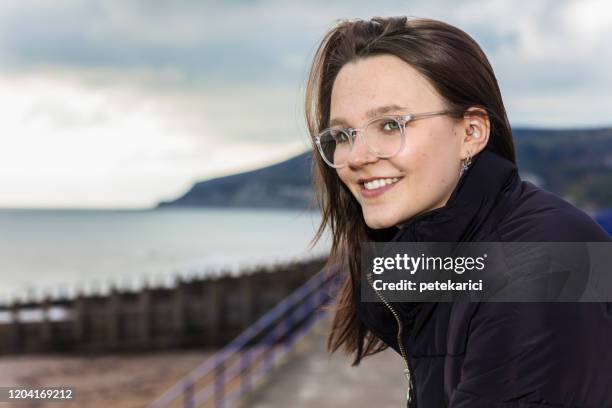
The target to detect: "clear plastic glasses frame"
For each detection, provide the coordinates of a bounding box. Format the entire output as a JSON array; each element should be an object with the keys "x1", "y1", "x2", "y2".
[{"x1": 314, "y1": 109, "x2": 459, "y2": 168}]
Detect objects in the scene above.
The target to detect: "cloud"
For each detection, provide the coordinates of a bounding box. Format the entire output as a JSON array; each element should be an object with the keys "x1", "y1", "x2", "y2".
[
  {"x1": 0, "y1": 0, "x2": 327, "y2": 84},
  {"x1": 0, "y1": 72, "x2": 307, "y2": 207},
  {"x1": 0, "y1": 0, "x2": 610, "y2": 206},
  {"x1": 2, "y1": 1, "x2": 610, "y2": 119}
]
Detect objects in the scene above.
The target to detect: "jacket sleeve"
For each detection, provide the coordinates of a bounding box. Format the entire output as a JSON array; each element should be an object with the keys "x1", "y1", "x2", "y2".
[{"x1": 448, "y1": 302, "x2": 612, "y2": 408}]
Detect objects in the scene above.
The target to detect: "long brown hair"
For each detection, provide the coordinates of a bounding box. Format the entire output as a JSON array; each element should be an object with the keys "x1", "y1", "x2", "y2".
[{"x1": 305, "y1": 16, "x2": 515, "y2": 366}]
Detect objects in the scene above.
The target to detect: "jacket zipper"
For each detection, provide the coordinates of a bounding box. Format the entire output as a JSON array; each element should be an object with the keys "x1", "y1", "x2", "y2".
[{"x1": 366, "y1": 272, "x2": 415, "y2": 405}]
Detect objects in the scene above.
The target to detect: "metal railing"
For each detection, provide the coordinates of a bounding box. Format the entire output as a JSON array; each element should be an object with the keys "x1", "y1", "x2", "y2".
[{"x1": 148, "y1": 266, "x2": 340, "y2": 408}]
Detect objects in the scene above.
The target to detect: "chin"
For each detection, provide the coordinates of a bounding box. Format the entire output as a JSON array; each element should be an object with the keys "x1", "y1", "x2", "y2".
[{"x1": 362, "y1": 210, "x2": 401, "y2": 230}]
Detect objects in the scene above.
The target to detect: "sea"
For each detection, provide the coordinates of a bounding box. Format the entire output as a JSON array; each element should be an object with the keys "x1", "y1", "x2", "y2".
[
  {"x1": 1, "y1": 207, "x2": 610, "y2": 305},
  {"x1": 0, "y1": 208, "x2": 330, "y2": 303}
]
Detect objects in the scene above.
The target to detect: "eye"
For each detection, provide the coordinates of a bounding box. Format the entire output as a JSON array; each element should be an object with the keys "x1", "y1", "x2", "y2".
[
  {"x1": 382, "y1": 120, "x2": 400, "y2": 131},
  {"x1": 331, "y1": 129, "x2": 351, "y2": 144}
]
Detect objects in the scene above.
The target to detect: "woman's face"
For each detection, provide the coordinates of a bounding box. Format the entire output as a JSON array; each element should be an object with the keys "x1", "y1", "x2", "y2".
[{"x1": 330, "y1": 54, "x2": 465, "y2": 229}]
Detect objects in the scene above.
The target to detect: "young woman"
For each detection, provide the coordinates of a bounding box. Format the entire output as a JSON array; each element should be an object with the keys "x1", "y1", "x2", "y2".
[{"x1": 304, "y1": 16, "x2": 612, "y2": 408}]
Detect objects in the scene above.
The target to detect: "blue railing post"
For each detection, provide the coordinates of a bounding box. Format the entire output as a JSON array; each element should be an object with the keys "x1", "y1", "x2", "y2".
[
  {"x1": 240, "y1": 347, "x2": 252, "y2": 397},
  {"x1": 214, "y1": 354, "x2": 225, "y2": 408},
  {"x1": 263, "y1": 330, "x2": 275, "y2": 373},
  {"x1": 183, "y1": 381, "x2": 194, "y2": 408},
  {"x1": 299, "y1": 295, "x2": 311, "y2": 335},
  {"x1": 283, "y1": 306, "x2": 294, "y2": 352}
]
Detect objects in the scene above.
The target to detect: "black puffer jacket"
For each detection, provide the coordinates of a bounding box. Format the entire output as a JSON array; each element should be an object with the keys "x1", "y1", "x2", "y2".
[{"x1": 356, "y1": 149, "x2": 612, "y2": 408}]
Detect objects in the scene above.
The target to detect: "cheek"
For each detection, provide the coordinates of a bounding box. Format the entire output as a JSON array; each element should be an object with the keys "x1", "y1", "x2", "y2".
[
  {"x1": 335, "y1": 168, "x2": 357, "y2": 196},
  {"x1": 422, "y1": 133, "x2": 460, "y2": 191},
  {"x1": 393, "y1": 133, "x2": 436, "y2": 174},
  {"x1": 427, "y1": 126, "x2": 458, "y2": 155},
  {"x1": 400, "y1": 128, "x2": 458, "y2": 189},
  {"x1": 336, "y1": 168, "x2": 349, "y2": 186}
]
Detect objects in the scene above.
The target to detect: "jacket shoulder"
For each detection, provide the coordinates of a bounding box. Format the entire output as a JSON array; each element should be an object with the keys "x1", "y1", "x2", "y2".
[
  {"x1": 450, "y1": 302, "x2": 612, "y2": 406},
  {"x1": 496, "y1": 180, "x2": 610, "y2": 242}
]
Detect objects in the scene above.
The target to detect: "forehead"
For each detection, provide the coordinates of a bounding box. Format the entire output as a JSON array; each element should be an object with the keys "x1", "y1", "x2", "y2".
[{"x1": 329, "y1": 54, "x2": 443, "y2": 126}]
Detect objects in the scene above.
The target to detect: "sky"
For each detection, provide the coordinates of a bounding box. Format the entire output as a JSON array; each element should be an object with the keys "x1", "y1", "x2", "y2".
[{"x1": 1, "y1": 0, "x2": 611, "y2": 208}]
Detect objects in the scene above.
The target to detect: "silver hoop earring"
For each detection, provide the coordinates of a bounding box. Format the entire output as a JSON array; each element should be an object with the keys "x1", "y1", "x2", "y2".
[{"x1": 460, "y1": 152, "x2": 472, "y2": 177}]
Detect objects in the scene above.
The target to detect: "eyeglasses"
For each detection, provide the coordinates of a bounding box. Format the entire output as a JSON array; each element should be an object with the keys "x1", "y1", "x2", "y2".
[{"x1": 314, "y1": 109, "x2": 460, "y2": 168}]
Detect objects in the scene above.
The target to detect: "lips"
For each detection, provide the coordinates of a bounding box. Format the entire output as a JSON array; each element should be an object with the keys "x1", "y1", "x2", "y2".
[
  {"x1": 358, "y1": 176, "x2": 402, "y2": 198},
  {"x1": 362, "y1": 177, "x2": 400, "y2": 190}
]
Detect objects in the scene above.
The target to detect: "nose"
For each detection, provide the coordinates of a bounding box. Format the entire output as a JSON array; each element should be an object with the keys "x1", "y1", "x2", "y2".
[{"x1": 346, "y1": 131, "x2": 378, "y2": 168}]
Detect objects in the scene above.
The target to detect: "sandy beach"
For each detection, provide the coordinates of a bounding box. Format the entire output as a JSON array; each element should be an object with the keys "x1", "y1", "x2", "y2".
[{"x1": 0, "y1": 351, "x2": 213, "y2": 408}]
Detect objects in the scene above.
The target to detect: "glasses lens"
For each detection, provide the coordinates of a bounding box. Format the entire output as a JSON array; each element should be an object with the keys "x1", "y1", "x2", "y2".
[
  {"x1": 364, "y1": 117, "x2": 403, "y2": 158},
  {"x1": 318, "y1": 128, "x2": 351, "y2": 167},
  {"x1": 316, "y1": 117, "x2": 403, "y2": 167}
]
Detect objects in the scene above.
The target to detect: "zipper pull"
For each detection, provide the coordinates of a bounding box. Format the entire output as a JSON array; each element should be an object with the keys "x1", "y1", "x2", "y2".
[{"x1": 404, "y1": 368, "x2": 412, "y2": 403}]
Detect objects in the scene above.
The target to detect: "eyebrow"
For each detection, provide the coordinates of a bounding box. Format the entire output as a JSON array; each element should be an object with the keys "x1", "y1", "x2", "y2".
[{"x1": 329, "y1": 104, "x2": 408, "y2": 127}]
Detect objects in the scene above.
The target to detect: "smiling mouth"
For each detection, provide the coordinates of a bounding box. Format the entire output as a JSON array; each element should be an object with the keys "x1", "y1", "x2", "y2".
[
  {"x1": 357, "y1": 177, "x2": 403, "y2": 199},
  {"x1": 360, "y1": 177, "x2": 401, "y2": 190}
]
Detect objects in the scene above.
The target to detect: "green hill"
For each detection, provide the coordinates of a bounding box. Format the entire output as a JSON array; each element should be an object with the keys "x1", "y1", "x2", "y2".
[{"x1": 157, "y1": 127, "x2": 612, "y2": 210}]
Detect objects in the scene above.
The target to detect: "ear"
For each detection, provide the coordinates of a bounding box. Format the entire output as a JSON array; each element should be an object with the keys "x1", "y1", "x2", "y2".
[{"x1": 459, "y1": 106, "x2": 490, "y2": 160}]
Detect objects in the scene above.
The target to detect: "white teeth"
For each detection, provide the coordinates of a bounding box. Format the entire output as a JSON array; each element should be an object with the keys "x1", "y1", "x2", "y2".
[{"x1": 363, "y1": 177, "x2": 400, "y2": 190}]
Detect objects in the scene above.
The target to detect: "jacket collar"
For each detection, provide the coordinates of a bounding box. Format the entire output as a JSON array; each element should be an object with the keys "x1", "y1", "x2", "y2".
[{"x1": 391, "y1": 149, "x2": 518, "y2": 242}]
